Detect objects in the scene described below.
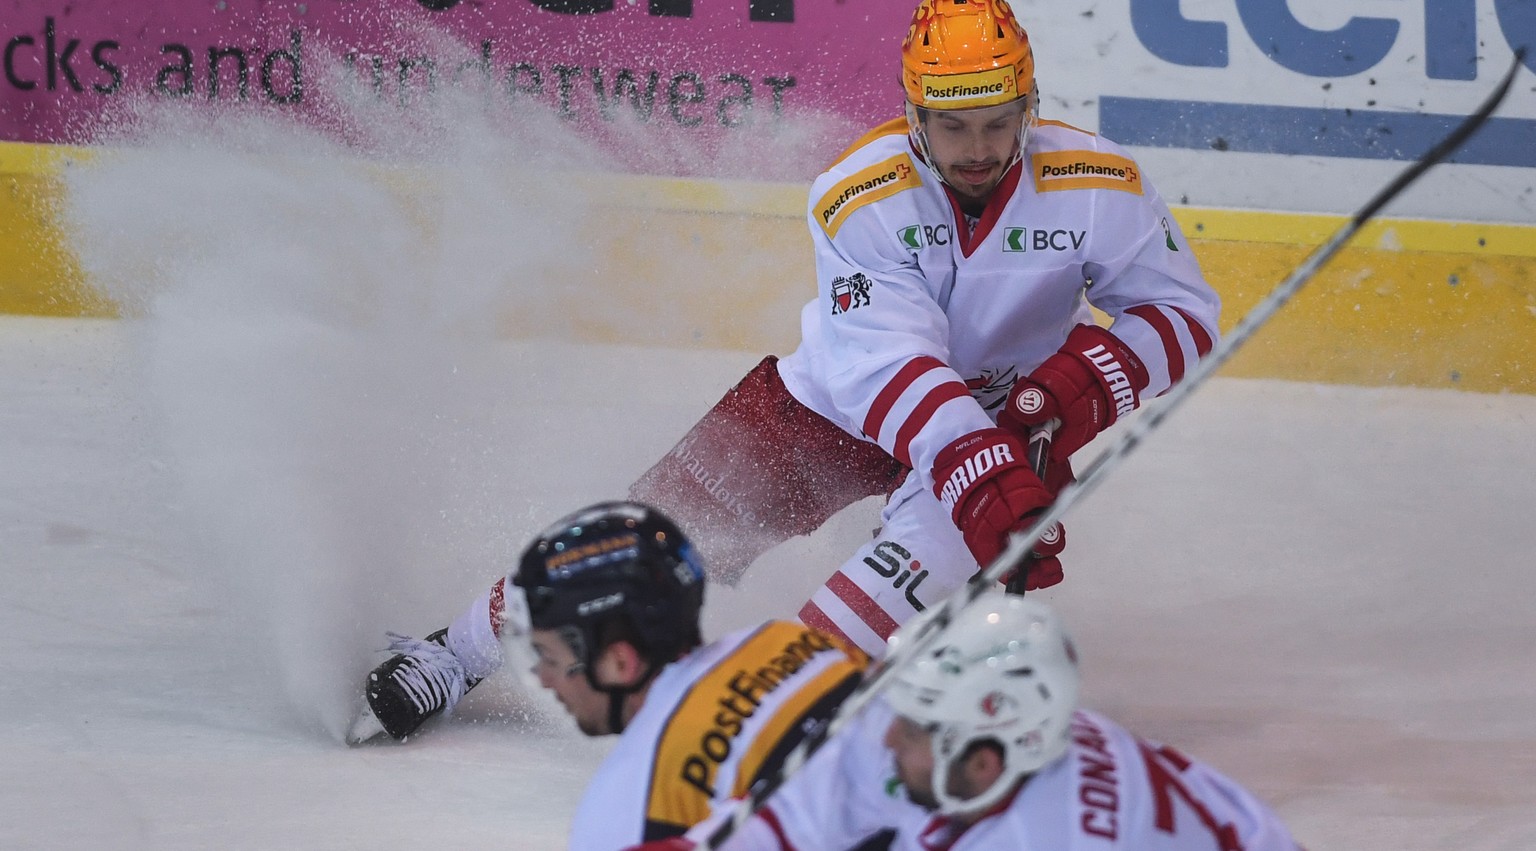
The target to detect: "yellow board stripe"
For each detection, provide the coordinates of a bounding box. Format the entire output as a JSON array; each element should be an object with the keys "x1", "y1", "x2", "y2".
[
  {"x1": 1175, "y1": 206, "x2": 1536, "y2": 257},
  {"x1": 7, "y1": 138, "x2": 1532, "y2": 393},
  {"x1": 5, "y1": 139, "x2": 1530, "y2": 257},
  {"x1": 814, "y1": 153, "x2": 922, "y2": 238},
  {"x1": 0, "y1": 140, "x2": 96, "y2": 172}
]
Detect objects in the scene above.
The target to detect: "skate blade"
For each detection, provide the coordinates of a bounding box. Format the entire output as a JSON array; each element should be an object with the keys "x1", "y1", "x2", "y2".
[{"x1": 346, "y1": 705, "x2": 388, "y2": 746}]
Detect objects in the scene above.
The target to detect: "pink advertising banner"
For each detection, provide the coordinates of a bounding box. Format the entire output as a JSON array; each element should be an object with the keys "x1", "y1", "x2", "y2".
[{"x1": 2, "y1": 0, "x2": 914, "y2": 176}]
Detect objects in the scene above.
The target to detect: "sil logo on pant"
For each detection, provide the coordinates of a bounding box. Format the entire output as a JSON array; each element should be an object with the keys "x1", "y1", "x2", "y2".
[{"x1": 799, "y1": 475, "x2": 978, "y2": 657}]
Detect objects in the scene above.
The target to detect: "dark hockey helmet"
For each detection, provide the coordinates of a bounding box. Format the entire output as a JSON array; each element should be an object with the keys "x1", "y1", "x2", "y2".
[{"x1": 513, "y1": 501, "x2": 706, "y2": 670}]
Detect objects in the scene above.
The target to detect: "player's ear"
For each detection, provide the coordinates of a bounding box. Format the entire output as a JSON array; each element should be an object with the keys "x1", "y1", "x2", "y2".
[{"x1": 595, "y1": 640, "x2": 647, "y2": 688}]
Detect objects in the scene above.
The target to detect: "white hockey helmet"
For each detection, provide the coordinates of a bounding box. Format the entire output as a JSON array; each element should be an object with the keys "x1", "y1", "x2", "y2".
[{"x1": 885, "y1": 592, "x2": 1080, "y2": 815}]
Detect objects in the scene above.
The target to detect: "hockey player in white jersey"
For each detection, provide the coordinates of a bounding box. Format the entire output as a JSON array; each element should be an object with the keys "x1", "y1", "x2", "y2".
[
  {"x1": 350, "y1": 501, "x2": 873, "y2": 850},
  {"x1": 658, "y1": 593, "x2": 1300, "y2": 851},
  {"x1": 350, "y1": 0, "x2": 1216, "y2": 750},
  {"x1": 627, "y1": 0, "x2": 1221, "y2": 656}
]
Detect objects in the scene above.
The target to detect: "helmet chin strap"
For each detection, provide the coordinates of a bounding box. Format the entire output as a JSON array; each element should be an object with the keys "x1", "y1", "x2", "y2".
[
  {"x1": 595, "y1": 661, "x2": 661, "y2": 734},
  {"x1": 571, "y1": 645, "x2": 662, "y2": 735},
  {"x1": 561, "y1": 625, "x2": 663, "y2": 735}
]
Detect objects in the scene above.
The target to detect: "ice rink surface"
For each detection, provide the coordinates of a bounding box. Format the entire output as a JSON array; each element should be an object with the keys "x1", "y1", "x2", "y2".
[
  {"x1": 4, "y1": 96, "x2": 1534, "y2": 848},
  {"x1": 3, "y1": 313, "x2": 1535, "y2": 850}
]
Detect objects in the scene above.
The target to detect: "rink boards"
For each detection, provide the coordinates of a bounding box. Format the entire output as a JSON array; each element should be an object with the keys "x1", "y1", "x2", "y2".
[{"x1": 3, "y1": 140, "x2": 1533, "y2": 396}]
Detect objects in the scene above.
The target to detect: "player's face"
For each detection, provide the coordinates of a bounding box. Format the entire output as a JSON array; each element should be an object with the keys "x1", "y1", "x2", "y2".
[
  {"x1": 920, "y1": 100, "x2": 1027, "y2": 209},
  {"x1": 885, "y1": 714, "x2": 941, "y2": 810},
  {"x1": 529, "y1": 628, "x2": 608, "y2": 736}
]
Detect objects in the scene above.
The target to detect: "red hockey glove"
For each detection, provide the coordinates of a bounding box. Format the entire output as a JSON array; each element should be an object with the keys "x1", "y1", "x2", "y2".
[
  {"x1": 1001, "y1": 521, "x2": 1065, "y2": 592},
  {"x1": 1000, "y1": 324, "x2": 1149, "y2": 465},
  {"x1": 932, "y1": 428, "x2": 1054, "y2": 568}
]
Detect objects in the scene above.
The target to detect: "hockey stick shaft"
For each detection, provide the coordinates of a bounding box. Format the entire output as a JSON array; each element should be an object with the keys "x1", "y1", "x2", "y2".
[
  {"x1": 1025, "y1": 422, "x2": 1053, "y2": 487},
  {"x1": 1004, "y1": 422, "x2": 1055, "y2": 595},
  {"x1": 984, "y1": 46, "x2": 1527, "y2": 597},
  {"x1": 703, "y1": 50, "x2": 1523, "y2": 849}
]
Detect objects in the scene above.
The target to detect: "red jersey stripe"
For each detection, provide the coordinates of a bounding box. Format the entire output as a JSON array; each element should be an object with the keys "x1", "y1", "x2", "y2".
[
  {"x1": 1171, "y1": 305, "x2": 1215, "y2": 357},
  {"x1": 891, "y1": 381, "x2": 971, "y2": 468},
  {"x1": 758, "y1": 807, "x2": 799, "y2": 851},
  {"x1": 863, "y1": 356, "x2": 945, "y2": 442},
  {"x1": 797, "y1": 600, "x2": 857, "y2": 649},
  {"x1": 826, "y1": 570, "x2": 900, "y2": 640},
  {"x1": 1127, "y1": 305, "x2": 1185, "y2": 385},
  {"x1": 488, "y1": 577, "x2": 506, "y2": 638},
  {"x1": 947, "y1": 160, "x2": 1023, "y2": 258}
]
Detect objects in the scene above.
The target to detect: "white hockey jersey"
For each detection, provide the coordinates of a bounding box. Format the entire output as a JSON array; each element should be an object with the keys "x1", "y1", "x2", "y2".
[
  {"x1": 778, "y1": 117, "x2": 1220, "y2": 482},
  {"x1": 561, "y1": 620, "x2": 868, "y2": 850},
  {"x1": 726, "y1": 702, "x2": 1300, "y2": 851}
]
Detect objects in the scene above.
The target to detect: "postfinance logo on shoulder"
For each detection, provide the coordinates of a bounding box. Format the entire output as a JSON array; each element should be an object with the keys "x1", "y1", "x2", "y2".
[
  {"x1": 817, "y1": 155, "x2": 922, "y2": 238},
  {"x1": 1033, "y1": 150, "x2": 1144, "y2": 195},
  {"x1": 647, "y1": 621, "x2": 864, "y2": 829}
]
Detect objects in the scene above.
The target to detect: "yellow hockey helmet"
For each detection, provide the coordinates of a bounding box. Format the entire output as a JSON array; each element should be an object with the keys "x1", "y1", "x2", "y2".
[{"x1": 901, "y1": 0, "x2": 1035, "y2": 110}]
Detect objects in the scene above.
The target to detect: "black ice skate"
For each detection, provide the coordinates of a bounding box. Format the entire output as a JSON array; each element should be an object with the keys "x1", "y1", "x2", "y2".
[{"x1": 347, "y1": 628, "x2": 478, "y2": 745}]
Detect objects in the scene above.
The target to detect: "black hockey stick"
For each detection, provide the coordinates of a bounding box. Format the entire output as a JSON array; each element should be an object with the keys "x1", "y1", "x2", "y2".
[
  {"x1": 701, "y1": 50, "x2": 1524, "y2": 849},
  {"x1": 1004, "y1": 422, "x2": 1055, "y2": 595}
]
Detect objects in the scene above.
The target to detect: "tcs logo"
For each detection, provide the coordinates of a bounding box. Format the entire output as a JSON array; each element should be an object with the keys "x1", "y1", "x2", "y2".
[
  {"x1": 1131, "y1": 0, "x2": 1534, "y2": 79},
  {"x1": 418, "y1": 0, "x2": 795, "y2": 21}
]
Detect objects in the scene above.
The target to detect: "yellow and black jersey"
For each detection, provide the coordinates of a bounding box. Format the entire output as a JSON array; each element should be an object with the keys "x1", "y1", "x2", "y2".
[{"x1": 566, "y1": 620, "x2": 868, "y2": 851}]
